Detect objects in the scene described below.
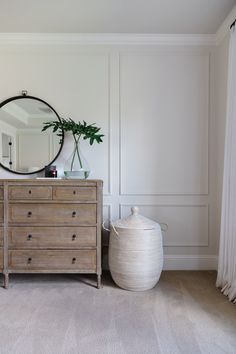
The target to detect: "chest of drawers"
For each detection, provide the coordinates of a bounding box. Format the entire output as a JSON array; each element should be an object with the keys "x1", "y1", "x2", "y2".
[{"x1": 0, "y1": 179, "x2": 103, "y2": 288}]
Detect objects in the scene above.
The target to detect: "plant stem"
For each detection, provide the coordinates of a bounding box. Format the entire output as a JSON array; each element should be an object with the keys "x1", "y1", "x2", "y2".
[{"x1": 70, "y1": 147, "x2": 76, "y2": 171}]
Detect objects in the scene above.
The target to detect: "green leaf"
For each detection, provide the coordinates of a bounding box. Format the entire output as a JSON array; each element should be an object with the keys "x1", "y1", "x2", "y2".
[{"x1": 42, "y1": 117, "x2": 104, "y2": 146}]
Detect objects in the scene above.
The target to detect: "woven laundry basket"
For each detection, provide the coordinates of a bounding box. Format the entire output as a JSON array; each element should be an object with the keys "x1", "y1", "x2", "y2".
[{"x1": 108, "y1": 207, "x2": 163, "y2": 291}]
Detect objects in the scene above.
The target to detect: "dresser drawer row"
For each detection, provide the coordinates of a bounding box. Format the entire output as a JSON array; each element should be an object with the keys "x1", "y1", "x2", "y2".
[
  {"x1": 8, "y1": 203, "x2": 97, "y2": 224},
  {"x1": 8, "y1": 250, "x2": 96, "y2": 271},
  {"x1": 8, "y1": 186, "x2": 96, "y2": 201},
  {"x1": 8, "y1": 226, "x2": 96, "y2": 248}
]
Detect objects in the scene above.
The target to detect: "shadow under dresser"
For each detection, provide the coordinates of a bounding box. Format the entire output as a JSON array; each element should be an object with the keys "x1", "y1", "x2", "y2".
[{"x1": 0, "y1": 179, "x2": 103, "y2": 289}]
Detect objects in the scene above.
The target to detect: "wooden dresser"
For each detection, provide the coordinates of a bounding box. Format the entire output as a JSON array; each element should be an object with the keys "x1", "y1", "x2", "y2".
[{"x1": 0, "y1": 179, "x2": 103, "y2": 289}]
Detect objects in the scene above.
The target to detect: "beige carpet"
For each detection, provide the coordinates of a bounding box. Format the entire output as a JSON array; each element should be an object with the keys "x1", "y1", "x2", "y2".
[{"x1": 0, "y1": 271, "x2": 236, "y2": 354}]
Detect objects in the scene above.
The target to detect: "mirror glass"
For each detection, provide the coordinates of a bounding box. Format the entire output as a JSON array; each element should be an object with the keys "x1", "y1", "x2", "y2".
[{"x1": 0, "y1": 95, "x2": 63, "y2": 174}]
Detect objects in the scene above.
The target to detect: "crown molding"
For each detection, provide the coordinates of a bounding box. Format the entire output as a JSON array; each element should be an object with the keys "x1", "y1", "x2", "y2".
[
  {"x1": 215, "y1": 5, "x2": 236, "y2": 45},
  {"x1": 0, "y1": 33, "x2": 216, "y2": 46},
  {"x1": 1, "y1": 7, "x2": 235, "y2": 48}
]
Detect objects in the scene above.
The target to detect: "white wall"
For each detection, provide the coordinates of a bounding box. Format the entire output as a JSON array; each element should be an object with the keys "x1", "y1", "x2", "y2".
[
  {"x1": 214, "y1": 33, "x2": 230, "y2": 251},
  {"x1": 0, "y1": 39, "x2": 227, "y2": 269}
]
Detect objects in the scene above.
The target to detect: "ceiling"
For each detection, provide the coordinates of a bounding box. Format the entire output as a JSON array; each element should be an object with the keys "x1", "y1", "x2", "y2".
[{"x1": 0, "y1": 0, "x2": 235, "y2": 34}]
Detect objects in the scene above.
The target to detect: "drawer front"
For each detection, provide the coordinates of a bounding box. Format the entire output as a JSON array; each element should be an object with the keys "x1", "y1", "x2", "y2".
[
  {"x1": 9, "y1": 226, "x2": 97, "y2": 248},
  {"x1": 0, "y1": 228, "x2": 3, "y2": 247},
  {"x1": 53, "y1": 186, "x2": 96, "y2": 201},
  {"x1": 9, "y1": 250, "x2": 96, "y2": 271},
  {"x1": 0, "y1": 187, "x2": 3, "y2": 200},
  {"x1": 0, "y1": 248, "x2": 3, "y2": 269},
  {"x1": 8, "y1": 203, "x2": 96, "y2": 224},
  {"x1": 0, "y1": 204, "x2": 3, "y2": 223},
  {"x1": 9, "y1": 186, "x2": 52, "y2": 200}
]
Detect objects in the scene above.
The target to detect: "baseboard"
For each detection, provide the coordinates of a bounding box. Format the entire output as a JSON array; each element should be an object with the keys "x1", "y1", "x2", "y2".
[{"x1": 163, "y1": 255, "x2": 218, "y2": 270}]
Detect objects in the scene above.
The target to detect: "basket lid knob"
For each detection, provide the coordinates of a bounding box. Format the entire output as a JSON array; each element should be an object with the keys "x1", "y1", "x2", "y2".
[{"x1": 131, "y1": 206, "x2": 139, "y2": 215}]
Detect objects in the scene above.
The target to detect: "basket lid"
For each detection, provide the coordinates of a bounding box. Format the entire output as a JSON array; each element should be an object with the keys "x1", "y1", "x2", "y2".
[{"x1": 113, "y1": 206, "x2": 159, "y2": 230}]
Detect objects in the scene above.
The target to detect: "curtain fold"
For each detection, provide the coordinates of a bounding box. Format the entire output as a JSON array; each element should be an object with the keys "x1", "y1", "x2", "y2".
[{"x1": 216, "y1": 26, "x2": 236, "y2": 303}]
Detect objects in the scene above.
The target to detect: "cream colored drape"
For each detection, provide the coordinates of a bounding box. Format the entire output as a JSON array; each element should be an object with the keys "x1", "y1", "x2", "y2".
[{"x1": 216, "y1": 26, "x2": 236, "y2": 303}]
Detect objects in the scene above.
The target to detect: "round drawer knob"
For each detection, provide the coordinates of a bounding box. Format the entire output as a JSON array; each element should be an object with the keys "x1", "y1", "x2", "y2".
[
  {"x1": 27, "y1": 211, "x2": 32, "y2": 217},
  {"x1": 72, "y1": 211, "x2": 76, "y2": 217},
  {"x1": 72, "y1": 234, "x2": 76, "y2": 241},
  {"x1": 72, "y1": 257, "x2": 76, "y2": 264},
  {"x1": 73, "y1": 190, "x2": 76, "y2": 195},
  {"x1": 28, "y1": 190, "x2": 32, "y2": 194},
  {"x1": 27, "y1": 234, "x2": 32, "y2": 240},
  {"x1": 27, "y1": 257, "x2": 32, "y2": 264}
]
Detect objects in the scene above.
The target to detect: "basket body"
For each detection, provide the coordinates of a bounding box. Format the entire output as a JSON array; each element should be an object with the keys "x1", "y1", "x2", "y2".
[{"x1": 109, "y1": 226, "x2": 163, "y2": 291}]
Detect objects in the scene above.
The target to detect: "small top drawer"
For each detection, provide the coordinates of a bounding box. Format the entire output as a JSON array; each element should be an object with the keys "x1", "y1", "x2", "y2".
[
  {"x1": 53, "y1": 187, "x2": 96, "y2": 201},
  {"x1": 8, "y1": 186, "x2": 52, "y2": 200}
]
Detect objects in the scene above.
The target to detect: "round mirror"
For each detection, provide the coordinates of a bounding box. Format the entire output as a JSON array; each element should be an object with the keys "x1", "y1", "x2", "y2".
[{"x1": 0, "y1": 95, "x2": 63, "y2": 174}]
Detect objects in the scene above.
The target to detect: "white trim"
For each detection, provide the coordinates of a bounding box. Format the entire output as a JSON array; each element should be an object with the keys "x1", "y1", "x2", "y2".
[
  {"x1": 215, "y1": 5, "x2": 236, "y2": 45},
  {"x1": 0, "y1": 33, "x2": 215, "y2": 46},
  {"x1": 163, "y1": 255, "x2": 218, "y2": 270}
]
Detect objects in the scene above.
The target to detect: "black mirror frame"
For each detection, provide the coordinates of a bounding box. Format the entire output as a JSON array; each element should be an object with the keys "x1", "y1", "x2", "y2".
[{"x1": 0, "y1": 95, "x2": 64, "y2": 175}]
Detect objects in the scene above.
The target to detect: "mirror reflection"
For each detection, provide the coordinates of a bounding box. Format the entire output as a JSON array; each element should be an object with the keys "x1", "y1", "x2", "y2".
[{"x1": 0, "y1": 96, "x2": 63, "y2": 174}]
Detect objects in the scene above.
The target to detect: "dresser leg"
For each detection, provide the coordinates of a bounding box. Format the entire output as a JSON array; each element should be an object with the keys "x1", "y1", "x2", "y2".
[
  {"x1": 3, "y1": 273, "x2": 9, "y2": 289},
  {"x1": 97, "y1": 274, "x2": 102, "y2": 289}
]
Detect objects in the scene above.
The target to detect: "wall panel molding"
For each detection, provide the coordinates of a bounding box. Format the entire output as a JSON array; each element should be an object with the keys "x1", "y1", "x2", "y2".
[
  {"x1": 119, "y1": 52, "x2": 209, "y2": 196},
  {"x1": 120, "y1": 204, "x2": 209, "y2": 247},
  {"x1": 104, "y1": 54, "x2": 112, "y2": 196},
  {"x1": 0, "y1": 39, "x2": 218, "y2": 269},
  {"x1": 164, "y1": 255, "x2": 217, "y2": 270}
]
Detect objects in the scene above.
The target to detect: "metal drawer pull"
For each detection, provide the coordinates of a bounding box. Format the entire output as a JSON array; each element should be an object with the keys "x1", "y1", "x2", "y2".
[
  {"x1": 72, "y1": 234, "x2": 76, "y2": 240},
  {"x1": 27, "y1": 257, "x2": 32, "y2": 264},
  {"x1": 27, "y1": 234, "x2": 32, "y2": 240},
  {"x1": 27, "y1": 211, "x2": 32, "y2": 217},
  {"x1": 28, "y1": 190, "x2": 32, "y2": 194},
  {"x1": 72, "y1": 257, "x2": 76, "y2": 264},
  {"x1": 73, "y1": 190, "x2": 76, "y2": 195},
  {"x1": 72, "y1": 211, "x2": 76, "y2": 217}
]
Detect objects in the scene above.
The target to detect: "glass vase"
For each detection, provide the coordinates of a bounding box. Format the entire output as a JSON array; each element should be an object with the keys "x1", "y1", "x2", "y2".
[{"x1": 64, "y1": 140, "x2": 90, "y2": 179}]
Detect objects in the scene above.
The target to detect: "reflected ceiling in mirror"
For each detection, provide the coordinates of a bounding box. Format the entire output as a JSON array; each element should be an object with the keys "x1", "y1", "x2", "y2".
[{"x1": 0, "y1": 95, "x2": 63, "y2": 174}]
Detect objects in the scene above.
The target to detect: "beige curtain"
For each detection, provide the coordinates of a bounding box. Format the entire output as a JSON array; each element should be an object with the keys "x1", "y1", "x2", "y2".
[{"x1": 216, "y1": 26, "x2": 236, "y2": 303}]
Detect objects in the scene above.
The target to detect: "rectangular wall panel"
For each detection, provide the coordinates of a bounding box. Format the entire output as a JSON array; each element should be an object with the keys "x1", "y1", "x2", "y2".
[
  {"x1": 120, "y1": 53, "x2": 209, "y2": 195},
  {"x1": 0, "y1": 43, "x2": 215, "y2": 269},
  {"x1": 120, "y1": 204, "x2": 209, "y2": 246}
]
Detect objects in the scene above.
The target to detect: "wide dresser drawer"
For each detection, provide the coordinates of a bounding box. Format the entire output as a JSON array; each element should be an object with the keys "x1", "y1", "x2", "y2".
[
  {"x1": 8, "y1": 203, "x2": 96, "y2": 224},
  {"x1": 8, "y1": 226, "x2": 97, "y2": 248},
  {"x1": 0, "y1": 228, "x2": 3, "y2": 246},
  {"x1": 53, "y1": 186, "x2": 96, "y2": 201},
  {"x1": 8, "y1": 186, "x2": 52, "y2": 200},
  {"x1": 8, "y1": 250, "x2": 96, "y2": 271}
]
